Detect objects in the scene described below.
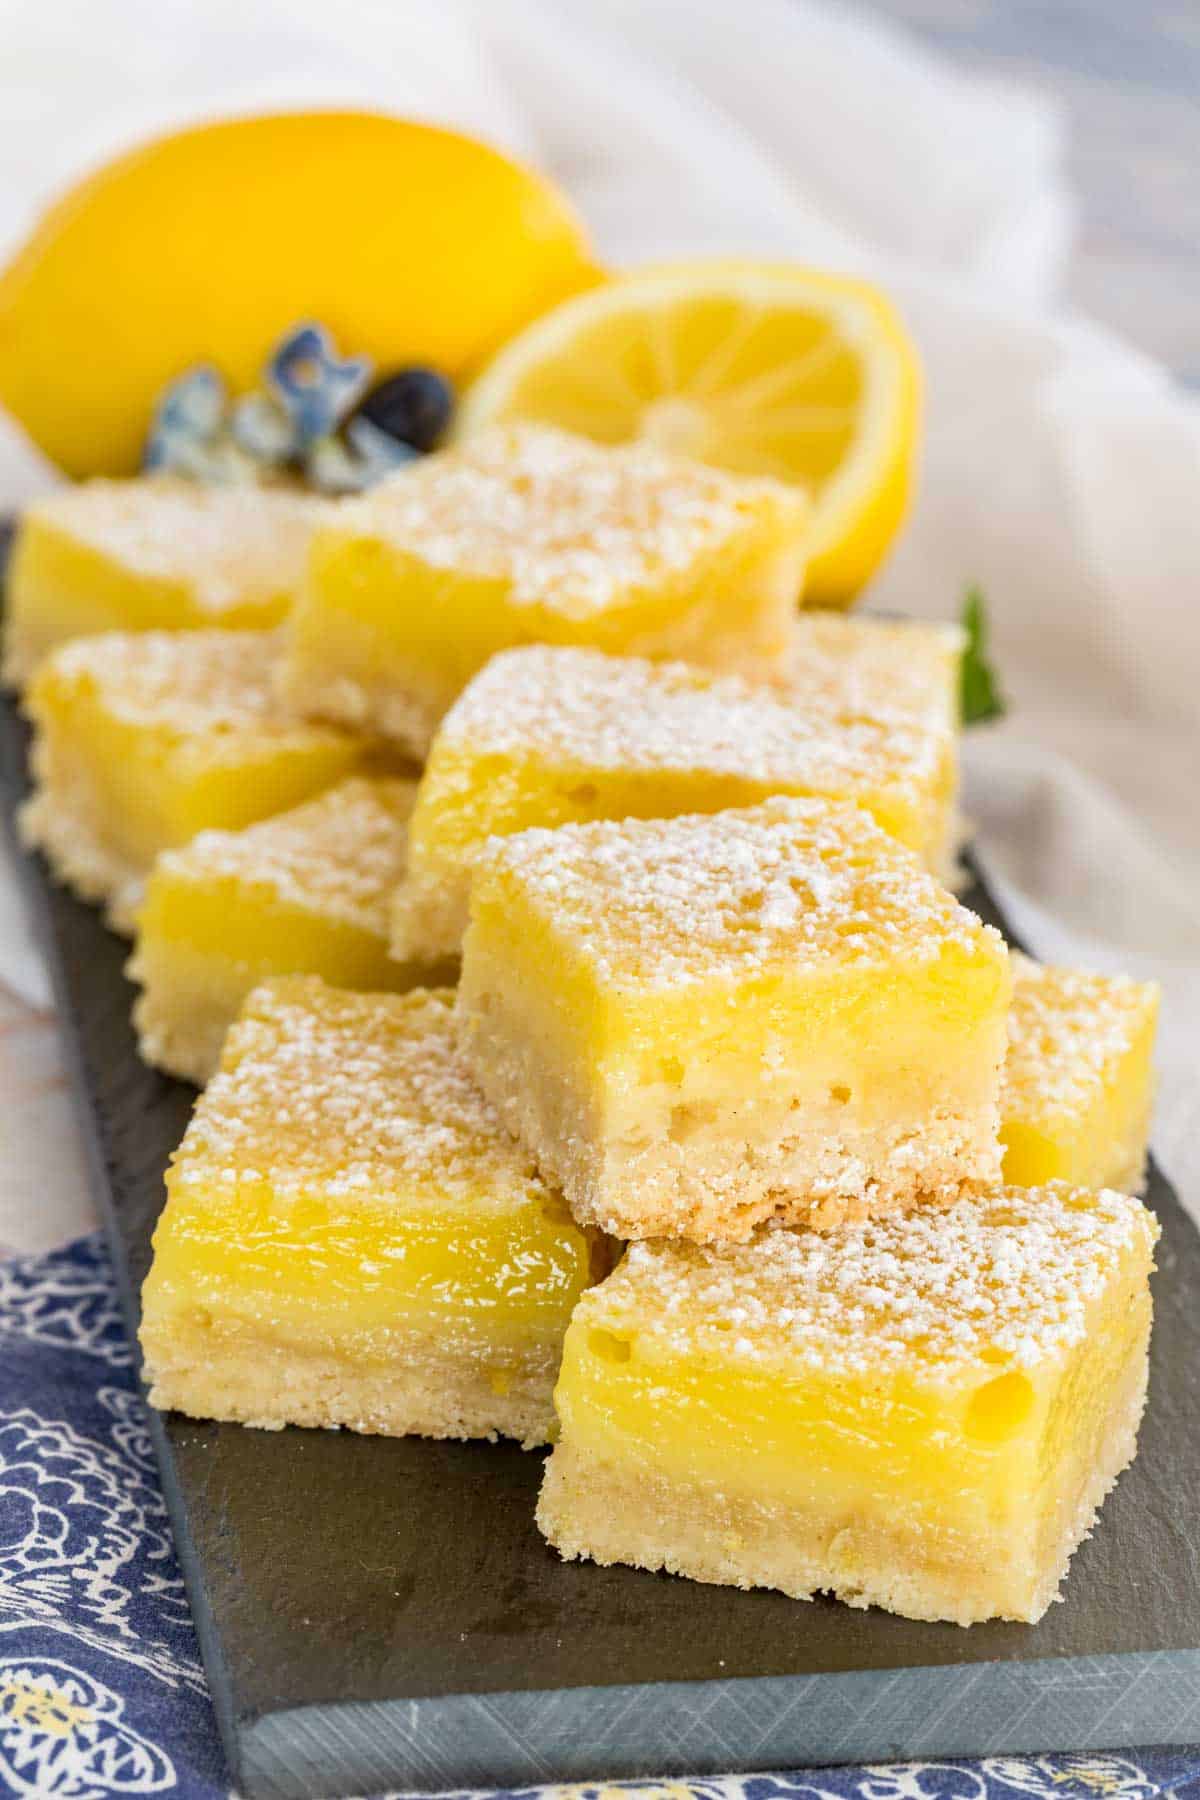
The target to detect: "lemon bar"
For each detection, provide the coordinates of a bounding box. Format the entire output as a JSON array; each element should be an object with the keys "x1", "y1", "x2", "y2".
[
  {"x1": 1002, "y1": 954, "x2": 1158, "y2": 1191},
  {"x1": 20, "y1": 629, "x2": 371, "y2": 932},
  {"x1": 784, "y1": 611, "x2": 964, "y2": 737},
  {"x1": 458, "y1": 797, "x2": 1011, "y2": 1242},
  {"x1": 140, "y1": 978, "x2": 603, "y2": 1445},
  {"x1": 3, "y1": 478, "x2": 320, "y2": 684},
  {"x1": 391, "y1": 645, "x2": 956, "y2": 963},
  {"x1": 279, "y1": 423, "x2": 809, "y2": 757},
  {"x1": 538, "y1": 1183, "x2": 1158, "y2": 1624},
  {"x1": 129, "y1": 777, "x2": 456, "y2": 1085},
  {"x1": 784, "y1": 611, "x2": 964, "y2": 883}
]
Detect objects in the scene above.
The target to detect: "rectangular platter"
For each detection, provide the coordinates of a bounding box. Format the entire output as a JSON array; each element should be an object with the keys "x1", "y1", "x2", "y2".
[{"x1": 3, "y1": 592, "x2": 1199, "y2": 1798}]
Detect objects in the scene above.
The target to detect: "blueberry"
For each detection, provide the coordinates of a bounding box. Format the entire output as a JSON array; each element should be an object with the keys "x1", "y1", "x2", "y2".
[{"x1": 357, "y1": 367, "x2": 454, "y2": 453}]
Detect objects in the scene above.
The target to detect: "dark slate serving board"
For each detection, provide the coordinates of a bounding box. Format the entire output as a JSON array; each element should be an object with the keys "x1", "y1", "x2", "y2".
[{"x1": 2, "y1": 613, "x2": 1199, "y2": 1798}]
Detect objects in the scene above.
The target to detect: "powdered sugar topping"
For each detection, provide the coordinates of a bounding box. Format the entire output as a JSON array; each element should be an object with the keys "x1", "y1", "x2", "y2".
[
  {"x1": 31, "y1": 478, "x2": 322, "y2": 614},
  {"x1": 334, "y1": 424, "x2": 806, "y2": 619},
  {"x1": 584, "y1": 1183, "x2": 1157, "y2": 1377},
  {"x1": 155, "y1": 776, "x2": 417, "y2": 935},
  {"x1": 42, "y1": 628, "x2": 352, "y2": 745},
  {"x1": 478, "y1": 796, "x2": 1003, "y2": 989},
  {"x1": 438, "y1": 646, "x2": 944, "y2": 800},
  {"x1": 172, "y1": 977, "x2": 555, "y2": 1211},
  {"x1": 1004, "y1": 953, "x2": 1159, "y2": 1126},
  {"x1": 783, "y1": 611, "x2": 964, "y2": 735}
]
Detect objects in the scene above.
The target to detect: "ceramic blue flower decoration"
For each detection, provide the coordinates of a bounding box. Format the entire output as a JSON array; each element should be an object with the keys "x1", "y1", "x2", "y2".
[
  {"x1": 231, "y1": 323, "x2": 371, "y2": 469},
  {"x1": 229, "y1": 393, "x2": 296, "y2": 467},
  {"x1": 266, "y1": 323, "x2": 371, "y2": 446},
  {"x1": 144, "y1": 367, "x2": 247, "y2": 481},
  {"x1": 142, "y1": 321, "x2": 448, "y2": 492}
]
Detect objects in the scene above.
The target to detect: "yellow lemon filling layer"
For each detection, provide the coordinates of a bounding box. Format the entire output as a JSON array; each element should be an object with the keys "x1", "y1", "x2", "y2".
[
  {"x1": 559, "y1": 1270, "x2": 1148, "y2": 1543},
  {"x1": 147, "y1": 1181, "x2": 594, "y2": 1355}
]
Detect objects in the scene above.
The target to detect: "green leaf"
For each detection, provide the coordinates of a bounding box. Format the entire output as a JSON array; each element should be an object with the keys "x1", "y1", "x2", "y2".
[{"x1": 960, "y1": 584, "x2": 1007, "y2": 726}]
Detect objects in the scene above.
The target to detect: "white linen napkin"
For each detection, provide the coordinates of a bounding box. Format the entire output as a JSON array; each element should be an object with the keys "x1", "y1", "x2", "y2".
[{"x1": 1, "y1": 0, "x2": 1196, "y2": 1239}]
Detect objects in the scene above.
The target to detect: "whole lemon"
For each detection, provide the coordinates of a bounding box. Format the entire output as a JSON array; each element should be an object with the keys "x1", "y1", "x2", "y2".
[{"x1": 0, "y1": 111, "x2": 598, "y2": 478}]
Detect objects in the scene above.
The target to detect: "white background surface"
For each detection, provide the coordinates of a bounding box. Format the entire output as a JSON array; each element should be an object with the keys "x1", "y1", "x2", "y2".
[{"x1": 0, "y1": 0, "x2": 1197, "y2": 1250}]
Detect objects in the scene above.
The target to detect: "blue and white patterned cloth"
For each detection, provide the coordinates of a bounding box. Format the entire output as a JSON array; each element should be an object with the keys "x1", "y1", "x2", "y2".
[{"x1": 1, "y1": 1235, "x2": 1197, "y2": 1800}]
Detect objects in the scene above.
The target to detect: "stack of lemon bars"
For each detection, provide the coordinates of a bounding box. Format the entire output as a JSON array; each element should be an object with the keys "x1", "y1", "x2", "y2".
[{"x1": 8, "y1": 423, "x2": 1160, "y2": 1627}]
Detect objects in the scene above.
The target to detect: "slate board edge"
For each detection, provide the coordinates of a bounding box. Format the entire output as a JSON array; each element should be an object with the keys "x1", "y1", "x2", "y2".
[
  {"x1": 239, "y1": 1648, "x2": 1200, "y2": 1800},
  {"x1": 2, "y1": 648, "x2": 1197, "y2": 1795}
]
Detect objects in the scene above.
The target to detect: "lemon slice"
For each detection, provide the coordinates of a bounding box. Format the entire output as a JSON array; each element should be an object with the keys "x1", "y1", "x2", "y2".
[{"x1": 458, "y1": 261, "x2": 921, "y2": 606}]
